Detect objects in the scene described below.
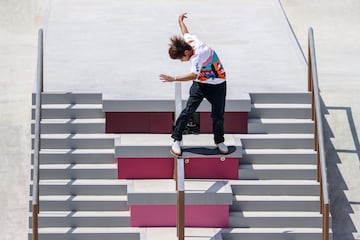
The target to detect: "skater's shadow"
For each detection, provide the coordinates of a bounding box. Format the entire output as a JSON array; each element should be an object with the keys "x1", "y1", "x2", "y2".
[{"x1": 181, "y1": 146, "x2": 237, "y2": 156}]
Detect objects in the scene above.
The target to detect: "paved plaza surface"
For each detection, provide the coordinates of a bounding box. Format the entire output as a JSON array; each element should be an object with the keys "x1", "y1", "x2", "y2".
[{"x1": 0, "y1": 0, "x2": 359, "y2": 239}]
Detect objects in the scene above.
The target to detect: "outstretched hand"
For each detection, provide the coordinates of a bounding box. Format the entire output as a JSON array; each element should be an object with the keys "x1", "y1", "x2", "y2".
[
  {"x1": 159, "y1": 74, "x2": 175, "y2": 82},
  {"x1": 178, "y1": 13, "x2": 188, "y2": 23}
]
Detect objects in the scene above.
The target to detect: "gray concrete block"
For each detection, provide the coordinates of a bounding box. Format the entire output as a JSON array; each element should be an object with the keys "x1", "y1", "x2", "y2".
[
  {"x1": 127, "y1": 179, "x2": 233, "y2": 205},
  {"x1": 115, "y1": 134, "x2": 242, "y2": 158}
]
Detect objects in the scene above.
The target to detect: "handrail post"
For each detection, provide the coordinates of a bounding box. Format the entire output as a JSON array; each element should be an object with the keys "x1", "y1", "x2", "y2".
[
  {"x1": 32, "y1": 205, "x2": 39, "y2": 240},
  {"x1": 176, "y1": 158, "x2": 185, "y2": 240},
  {"x1": 323, "y1": 204, "x2": 330, "y2": 240},
  {"x1": 32, "y1": 28, "x2": 43, "y2": 240}
]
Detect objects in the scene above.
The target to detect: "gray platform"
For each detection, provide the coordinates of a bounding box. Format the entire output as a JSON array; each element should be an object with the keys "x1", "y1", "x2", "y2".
[
  {"x1": 102, "y1": 94, "x2": 251, "y2": 112},
  {"x1": 127, "y1": 179, "x2": 232, "y2": 205},
  {"x1": 115, "y1": 134, "x2": 242, "y2": 158},
  {"x1": 43, "y1": 0, "x2": 307, "y2": 101}
]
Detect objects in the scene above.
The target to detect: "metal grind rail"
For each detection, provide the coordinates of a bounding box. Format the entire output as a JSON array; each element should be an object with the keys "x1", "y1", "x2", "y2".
[{"x1": 32, "y1": 28, "x2": 44, "y2": 240}]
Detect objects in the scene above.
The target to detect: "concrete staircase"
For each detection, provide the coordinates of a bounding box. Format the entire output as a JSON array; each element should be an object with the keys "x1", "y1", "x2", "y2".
[
  {"x1": 29, "y1": 93, "x2": 140, "y2": 240},
  {"x1": 29, "y1": 92, "x2": 331, "y2": 240},
  {"x1": 224, "y1": 92, "x2": 329, "y2": 240}
]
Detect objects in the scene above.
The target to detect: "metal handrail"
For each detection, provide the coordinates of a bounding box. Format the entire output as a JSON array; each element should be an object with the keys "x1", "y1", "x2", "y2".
[
  {"x1": 307, "y1": 27, "x2": 330, "y2": 240},
  {"x1": 32, "y1": 28, "x2": 44, "y2": 240}
]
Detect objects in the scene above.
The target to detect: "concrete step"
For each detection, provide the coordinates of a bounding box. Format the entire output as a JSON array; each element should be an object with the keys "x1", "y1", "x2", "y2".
[
  {"x1": 249, "y1": 103, "x2": 311, "y2": 119},
  {"x1": 128, "y1": 179, "x2": 232, "y2": 205},
  {"x1": 29, "y1": 227, "x2": 224, "y2": 240},
  {"x1": 231, "y1": 195, "x2": 319, "y2": 212},
  {"x1": 37, "y1": 195, "x2": 128, "y2": 211},
  {"x1": 238, "y1": 164, "x2": 316, "y2": 180},
  {"x1": 32, "y1": 92, "x2": 103, "y2": 104},
  {"x1": 31, "y1": 179, "x2": 128, "y2": 195},
  {"x1": 140, "y1": 227, "x2": 223, "y2": 240},
  {"x1": 236, "y1": 134, "x2": 314, "y2": 149},
  {"x1": 229, "y1": 180, "x2": 319, "y2": 196},
  {"x1": 32, "y1": 104, "x2": 104, "y2": 119},
  {"x1": 221, "y1": 228, "x2": 326, "y2": 240},
  {"x1": 241, "y1": 149, "x2": 316, "y2": 164},
  {"x1": 229, "y1": 211, "x2": 322, "y2": 228},
  {"x1": 249, "y1": 92, "x2": 311, "y2": 104},
  {"x1": 28, "y1": 227, "x2": 141, "y2": 240},
  {"x1": 32, "y1": 149, "x2": 115, "y2": 164},
  {"x1": 248, "y1": 118, "x2": 313, "y2": 134},
  {"x1": 115, "y1": 134, "x2": 242, "y2": 158},
  {"x1": 33, "y1": 164, "x2": 117, "y2": 179},
  {"x1": 32, "y1": 133, "x2": 114, "y2": 149},
  {"x1": 31, "y1": 118, "x2": 105, "y2": 134},
  {"x1": 29, "y1": 211, "x2": 130, "y2": 228}
]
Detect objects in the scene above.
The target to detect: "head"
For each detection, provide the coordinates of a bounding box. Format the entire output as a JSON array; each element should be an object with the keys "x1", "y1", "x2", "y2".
[{"x1": 168, "y1": 35, "x2": 193, "y2": 61}]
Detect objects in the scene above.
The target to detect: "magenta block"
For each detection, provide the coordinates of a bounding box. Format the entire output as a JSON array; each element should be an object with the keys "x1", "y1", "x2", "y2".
[
  {"x1": 130, "y1": 204, "x2": 229, "y2": 227},
  {"x1": 117, "y1": 158, "x2": 174, "y2": 179},
  {"x1": 105, "y1": 112, "x2": 173, "y2": 133},
  {"x1": 200, "y1": 112, "x2": 248, "y2": 133},
  {"x1": 184, "y1": 157, "x2": 239, "y2": 179},
  {"x1": 118, "y1": 157, "x2": 239, "y2": 179}
]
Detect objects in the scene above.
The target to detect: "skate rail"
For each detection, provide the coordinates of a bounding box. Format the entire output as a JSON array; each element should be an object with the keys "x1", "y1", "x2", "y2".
[
  {"x1": 32, "y1": 28, "x2": 44, "y2": 240},
  {"x1": 307, "y1": 27, "x2": 330, "y2": 240},
  {"x1": 174, "y1": 82, "x2": 185, "y2": 240}
]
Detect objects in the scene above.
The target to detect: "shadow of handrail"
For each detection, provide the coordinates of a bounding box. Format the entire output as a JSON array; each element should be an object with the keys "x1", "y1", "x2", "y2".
[{"x1": 326, "y1": 106, "x2": 360, "y2": 161}]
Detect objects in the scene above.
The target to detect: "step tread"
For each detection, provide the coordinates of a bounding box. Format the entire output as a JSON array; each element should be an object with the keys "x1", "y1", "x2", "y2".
[
  {"x1": 243, "y1": 149, "x2": 315, "y2": 154},
  {"x1": 35, "y1": 133, "x2": 114, "y2": 139},
  {"x1": 32, "y1": 227, "x2": 141, "y2": 233},
  {"x1": 233, "y1": 195, "x2": 319, "y2": 201},
  {"x1": 239, "y1": 164, "x2": 316, "y2": 170},
  {"x1": 248, "y1": 118, "x2": 313, "y2": 123},
  {"x1": 252, "y1": 103, "x2": 311, "y2": 108},
  {"x1": 37, "y1": 118, "x2": 105, "y2": 123},
  {"x1": 36, "y1": 211, "x2": 130, "y2": 217},
  {"x1": 143, "y1": 227, "x2": 222, "y2": 240},
  {"x1": 36, "y1": 179, "x2": 129, "y2": 185},
  {"x1": 36, "y1": 104, "x2": 103, "y2": 109},
  {"x1": 129, "y1": 179, "x2": 230, "y2": 193},
  {"x1": 223, "y1": 227, "x2": 324, "y2": 233},
  {"x1": 229, "y1": 179, "x2": 318, "y2": 186},
  {"x1": 236, "y1": 134, "x2": 313, "y2": 139},
  {"x1": 37, "y1": 164, "x2": 116, "y2": 169},
  {"x1": 230, "y1": 211, "x2": 322, "y2": 217},
  {"x1": 39, "y1": 195, "x2": 128, "y2": 201},
  {"x1": 38, "y1": 149, "x2": 114, "y2": 154}
]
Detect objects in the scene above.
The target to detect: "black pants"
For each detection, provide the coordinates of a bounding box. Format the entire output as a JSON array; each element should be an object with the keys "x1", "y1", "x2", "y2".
[{"x1": 172, "y1": 81, "x2": 226, "y2": 144}]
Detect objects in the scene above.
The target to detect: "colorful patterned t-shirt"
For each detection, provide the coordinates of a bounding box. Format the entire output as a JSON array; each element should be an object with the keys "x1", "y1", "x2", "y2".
[{"x1": 184, "y1": 33, "x2": 226, "y2": 85}]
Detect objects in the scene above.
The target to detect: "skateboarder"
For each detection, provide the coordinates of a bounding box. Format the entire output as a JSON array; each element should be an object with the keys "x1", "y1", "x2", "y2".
[{"x1": 160, "y1": 13, "x2": 228, "y2": 156}]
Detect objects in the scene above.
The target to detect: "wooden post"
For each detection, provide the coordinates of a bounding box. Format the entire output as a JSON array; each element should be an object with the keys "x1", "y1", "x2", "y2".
[
  {"x1": 176, "y1": 158, "x2": 185, "y2": 240},
  {"x1": 320, "y1": 174, "x2": 324, "y2": 213},
  {"x1": 32, "y1": 204, "x2": 39, "y2": 240},
  {"x1": 178, "y1": 191, "x2": 185, "y2": 240},
  {"x1": 323, "y1": 204, "x2": 330, "y2": 240}
]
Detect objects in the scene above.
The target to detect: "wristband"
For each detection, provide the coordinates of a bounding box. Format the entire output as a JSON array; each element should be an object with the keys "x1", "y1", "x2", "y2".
[{"x1": 174, "y1": 76, "x2": 177, "y2": 81}]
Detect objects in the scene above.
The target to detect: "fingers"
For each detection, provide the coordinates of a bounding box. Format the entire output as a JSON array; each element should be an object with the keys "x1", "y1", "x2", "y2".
[
  {"x1": 159, "y1": 74, "x2": 172, "y2": 82},
  {"x1": 179, "y1": 13, "x2": 188, "y2": 22},
  {"x1": 159, "y1": 74, "x2": 175, "y2": 82}
]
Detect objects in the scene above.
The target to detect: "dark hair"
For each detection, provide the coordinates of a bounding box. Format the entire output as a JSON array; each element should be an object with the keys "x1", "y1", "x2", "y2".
[{"x1": 168, "y1": 35, "x2": 192, "y2": 59}]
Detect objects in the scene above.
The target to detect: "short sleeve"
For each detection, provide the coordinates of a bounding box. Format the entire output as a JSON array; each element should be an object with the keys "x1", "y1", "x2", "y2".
[{"x1": 183, "y1": 33, "x2": 202, "y2": 48}]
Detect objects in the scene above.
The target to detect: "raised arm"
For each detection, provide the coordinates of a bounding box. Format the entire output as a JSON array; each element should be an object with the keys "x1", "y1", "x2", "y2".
[{"x1": 178, "y1": 13, "x2": 189, "y2": 35}]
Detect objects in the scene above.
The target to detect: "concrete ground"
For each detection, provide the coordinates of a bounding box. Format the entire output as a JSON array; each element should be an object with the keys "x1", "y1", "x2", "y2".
[{"x1": 0, "y1": 0, "x2": 359, "y2": 240}]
